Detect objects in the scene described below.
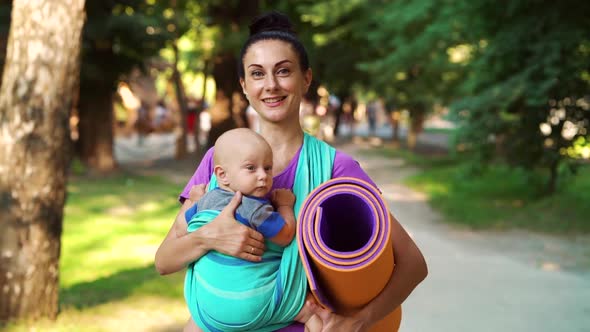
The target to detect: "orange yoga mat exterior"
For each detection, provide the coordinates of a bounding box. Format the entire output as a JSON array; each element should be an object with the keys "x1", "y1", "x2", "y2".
[{"x1": 297, "y1": 177, "x2": 402, "y2": 331}]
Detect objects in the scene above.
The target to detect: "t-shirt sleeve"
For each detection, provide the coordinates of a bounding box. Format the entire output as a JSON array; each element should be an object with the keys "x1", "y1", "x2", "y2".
[
  {"x1": 184, "y1": 203, "x2": 198, "y2": 223},
  {"x1": 250, "y1": 204, "x2": 286, "y2": 239},
  {"x1": 179, "y1": 147, "x2": 215, "y2": 203},
  {"x1": 332, "y1": 151, "x2": 379, "y2": 190}
]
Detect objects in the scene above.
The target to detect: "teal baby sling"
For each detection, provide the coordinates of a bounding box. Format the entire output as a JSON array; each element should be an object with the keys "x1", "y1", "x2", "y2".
[{"x1": 185, "y1": 134, "x2": 335, "y2": 332}]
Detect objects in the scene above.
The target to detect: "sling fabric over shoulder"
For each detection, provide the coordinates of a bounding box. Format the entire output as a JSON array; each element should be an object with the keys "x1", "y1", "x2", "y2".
[{"x1": 184, "y1": 134, "x2": 335, "y2": 332}]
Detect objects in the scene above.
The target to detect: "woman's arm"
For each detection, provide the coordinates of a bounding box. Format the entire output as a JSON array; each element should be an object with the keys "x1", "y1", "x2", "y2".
[
  {"x1": 155, "y1": 198, "x2": 208, "y2": 275},
  {"x1": 154, "y1": 191, "x2": 267, "y2": 275},
  {"x1": 355, "y1": 213, "x2": 427, "y2": 325},
  {"x1": 312, "y1": 213, "x2": 428, "y2": 331}
]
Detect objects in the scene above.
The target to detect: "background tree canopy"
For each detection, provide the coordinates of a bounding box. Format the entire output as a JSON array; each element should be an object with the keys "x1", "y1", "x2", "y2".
[
  {"x1": 297, "y1": 0, "x2": 590, "y2": 194},
  {"x1": 1, "y1": 0, "x2": 588, "y2": 193}
]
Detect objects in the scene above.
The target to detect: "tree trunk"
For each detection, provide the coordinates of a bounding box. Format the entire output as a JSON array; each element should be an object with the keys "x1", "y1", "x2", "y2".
[
  {"x1": 207, "y1": 52, "x2": 240, "y2": 148},
  {"x1": 391, "y1": 111, "x2": 401, "y2": 141},
  {"x1": 407, "y1": 106, "x2": 425, "y2": 150},
  {"x1": 77, "y1": 84, "x2": 116, "y2": 172},
  {"x1": 0, "y1": 0, "x2": 85, "y2": 322},
  {"x1": 172, "y1": 41, "x2": 188, "y2": 159}
]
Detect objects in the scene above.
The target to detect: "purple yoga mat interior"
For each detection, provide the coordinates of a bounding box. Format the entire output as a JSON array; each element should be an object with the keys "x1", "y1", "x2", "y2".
[{"x1": 318, "y1": 193, "x2": 375, "y2": 252}]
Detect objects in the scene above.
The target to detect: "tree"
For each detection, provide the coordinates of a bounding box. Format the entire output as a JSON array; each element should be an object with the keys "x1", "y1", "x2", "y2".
[
  {"x1": 78, "y1": 1, "x2": 174, "y2": 171},
  {"x1": 200, "y1": 0, "x2": 260, "y2": 148},
  {"x1": 297, "y1": 0, "x2": 465, "y2": 143},
  {"x1": 450, "y1": 0, "x2": 590, "y2": 193},
  {"x1": 0, "y1": 0, "x2": 85, "y2": 322},
  {"x1": 294, "y1": 1, "x2": 374, "y2": 136}
]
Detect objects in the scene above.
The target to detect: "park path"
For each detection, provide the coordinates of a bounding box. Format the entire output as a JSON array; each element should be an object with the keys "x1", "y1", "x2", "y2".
[
  {"x1": 336, "y1": 140, "x2": 590, "y2": 332},
  {"x1": 117, "y1": 134, "x2": 590, "y2": 332}
]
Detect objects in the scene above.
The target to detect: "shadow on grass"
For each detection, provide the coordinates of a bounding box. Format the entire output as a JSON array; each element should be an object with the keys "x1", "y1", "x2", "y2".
[{"x1": 60, "y1": 263, "x2": 180, "y2": 310}]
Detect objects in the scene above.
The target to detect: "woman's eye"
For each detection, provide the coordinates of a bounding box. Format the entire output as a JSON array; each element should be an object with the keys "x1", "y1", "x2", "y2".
[
  {"x1": 277, "y1": 68, "x2": 290, "y2": 76},
  {"x1": 251, "y1": 71, "x2": 264, "y2": 78}
]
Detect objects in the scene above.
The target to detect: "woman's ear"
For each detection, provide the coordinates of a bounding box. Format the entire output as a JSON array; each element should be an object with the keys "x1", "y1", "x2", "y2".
[
  {"x1": 214, "y1": 165, "x2": 230, "y2": 185},
  {"x1": 240, "y1": 78, "x2": 247, "y2": 95},
  {"x1": 303, "y1": 69, "x2": 313, "y2": 93},
  {"x1": 240, "y1": 79, "x2": 250, "y2": 102}
]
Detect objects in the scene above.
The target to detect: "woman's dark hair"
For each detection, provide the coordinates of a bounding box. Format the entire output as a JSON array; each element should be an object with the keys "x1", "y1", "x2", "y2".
[{"x1": 238, "y1": 11, "x2": 310, "y2": 79}]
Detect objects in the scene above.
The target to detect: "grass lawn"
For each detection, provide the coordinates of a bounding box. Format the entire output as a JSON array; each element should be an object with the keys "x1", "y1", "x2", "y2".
[
  {"x1": 6, "y1": 173, "x2": 189, "y2": 331},
  {"x1": 422, "y1": 127, "x2": 456, "y2": 135},
  {"x1": 364, "y1": 146, "x2": 590, "y2": 234}
]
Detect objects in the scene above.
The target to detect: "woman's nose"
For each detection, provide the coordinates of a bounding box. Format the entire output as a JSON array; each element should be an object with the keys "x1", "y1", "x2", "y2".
[{"x1": 264, "y1": 75, "x2": 278, "y2": 91}]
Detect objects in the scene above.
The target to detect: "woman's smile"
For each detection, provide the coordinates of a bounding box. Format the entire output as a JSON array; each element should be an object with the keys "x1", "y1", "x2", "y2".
[{"x1": 262, "y1": 96, "x2": 287, "y2": 107}]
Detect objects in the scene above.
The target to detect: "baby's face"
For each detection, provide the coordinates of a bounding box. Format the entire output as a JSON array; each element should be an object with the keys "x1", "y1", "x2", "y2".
[{"x1": 224, "y1": 145, "x2": 273, "y2": 198}]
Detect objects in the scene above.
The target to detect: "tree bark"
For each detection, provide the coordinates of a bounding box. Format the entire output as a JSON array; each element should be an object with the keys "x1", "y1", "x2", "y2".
[
  {"x1": 77, "y1": 83, "x2": 115, "y2": 172},
  {"x1": 0, "y1": 0, "x2": 85, "y2": 322},
  {"x1": 172, "y1": 40, "x2": 188, "y2": 159},
  {"x1": 391, "y1": 111, "x2": 401, "y2": 141},
  {"x1": 407, "y1": 105, "x2": 425, "y2": 150},
  {"x1": 207, "y1": 53, "x2": 240, "y2": 148}
]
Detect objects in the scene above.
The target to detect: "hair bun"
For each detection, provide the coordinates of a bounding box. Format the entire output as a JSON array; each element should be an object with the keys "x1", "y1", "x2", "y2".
[{"x1": 249, "y1": 11, "x2": 296, "y2": 36}]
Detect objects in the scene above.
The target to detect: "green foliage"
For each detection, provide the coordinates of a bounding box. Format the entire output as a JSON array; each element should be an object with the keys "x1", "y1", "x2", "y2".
[
  {"x1": 296, "y1": 1, "x2": 376, "y2": 95},
  {"x1": 81, "y1": 1, "x2": 183, "y2": 91},
  {"x1": 371, "y1": 145, "x2": 590, "y2": 233},
  {"x1": 298, "y1": 0, "x2": 468, "y2": 109},
  {"x1": 4, "y1": 0, "x2": 590, "y2": 190},
  {"x1": 408, "y1": 163, "x2": 590, "y2": 233},
  {"x1": 448, "y1": 0, "x2": 590, "y2": 192},
  {"x1": 298, "y1": 0, "x2": 590, "y2": 192}
]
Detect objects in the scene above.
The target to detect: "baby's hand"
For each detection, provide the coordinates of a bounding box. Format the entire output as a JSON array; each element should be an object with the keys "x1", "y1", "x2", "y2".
[
  {"x1": 188, "y1": 184, "x2": 206, "y2": 202},
  {"x1": 271, "y1": 189, "x2": 296, "y2": 208}
]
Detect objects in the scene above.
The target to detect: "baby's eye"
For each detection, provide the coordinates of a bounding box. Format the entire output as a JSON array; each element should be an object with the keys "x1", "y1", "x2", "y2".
[
  {"x1": 246, "y1": 165, "x2": 255, "y2": 171},
  {"x1": 264, "y1": 166, "x2": 272, "y2": 172}
]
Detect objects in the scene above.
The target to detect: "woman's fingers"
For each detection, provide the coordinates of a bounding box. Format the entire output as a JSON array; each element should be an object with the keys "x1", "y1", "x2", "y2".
[
  {"x1": 237, "y1": 229, "x2": 265, "y2": 262},
  {"x1": 247, "y1": 227, "x2": 265, "y2": 247},
  {"x1": 240, "y1": 252, "x2": 263, "y2": 262},
  {"x1": 205, "y1": 190, "x2": 269, "y2": 262}
]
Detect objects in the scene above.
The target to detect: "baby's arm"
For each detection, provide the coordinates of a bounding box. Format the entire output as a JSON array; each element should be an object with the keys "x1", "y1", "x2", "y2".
[{"x1": 268, "y1": 189, "x2": 296, "y2": 246}]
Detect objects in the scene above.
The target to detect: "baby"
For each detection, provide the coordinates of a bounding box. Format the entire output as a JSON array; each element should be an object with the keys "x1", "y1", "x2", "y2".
[{"x1": 182, "y1": 128, "x2": 321, "y2": 332}]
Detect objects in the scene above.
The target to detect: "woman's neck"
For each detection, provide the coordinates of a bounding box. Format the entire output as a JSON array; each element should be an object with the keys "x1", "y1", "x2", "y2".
[{"x1": 259, "y1": 122, "x2": 304, "y2": 174}]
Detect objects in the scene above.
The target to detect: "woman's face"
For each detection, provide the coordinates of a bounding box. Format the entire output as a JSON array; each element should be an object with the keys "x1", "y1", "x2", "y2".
[{"x1": 240, "y1": 39, "x2": 312, "y2": 125}]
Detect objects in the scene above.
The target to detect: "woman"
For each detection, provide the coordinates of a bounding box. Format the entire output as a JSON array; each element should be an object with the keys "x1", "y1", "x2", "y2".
[{"x1": 155, "y1": 11, "x2": 427, "y2": 331}]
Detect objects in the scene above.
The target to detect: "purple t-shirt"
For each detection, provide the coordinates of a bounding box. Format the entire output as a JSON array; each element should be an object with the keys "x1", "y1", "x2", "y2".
[
  {"x1": 179, "y1": 145, "x2": 378, "y2": 331},
  {"x1": 180, "y1": 146, "x2": 377, "y2": 202}
]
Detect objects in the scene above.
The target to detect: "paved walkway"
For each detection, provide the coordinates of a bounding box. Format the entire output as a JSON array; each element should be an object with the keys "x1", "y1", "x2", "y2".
[
  {"x1": 338, "y1": 142, "x2": 590, "y2": 332},
  {"x1": 117, "y1": 134, "x2": 590, "y2": 332}
]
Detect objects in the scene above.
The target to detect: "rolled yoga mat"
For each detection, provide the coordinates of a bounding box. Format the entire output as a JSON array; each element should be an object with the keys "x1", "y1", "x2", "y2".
[{"x1": 296, "y1": 177, "x2": 402, "y2": 331}]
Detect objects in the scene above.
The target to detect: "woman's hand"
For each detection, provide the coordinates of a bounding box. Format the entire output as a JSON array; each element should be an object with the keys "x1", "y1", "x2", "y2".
[
  {"x1": 188, "y1": 184, "x2": 206, "y2": 202},
  {"x1": 200, "y1": 191, "x2": 266, "y2": 262},
  {"x1": 311, "y1": 305, "x2": 369, "y2": 332}
]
